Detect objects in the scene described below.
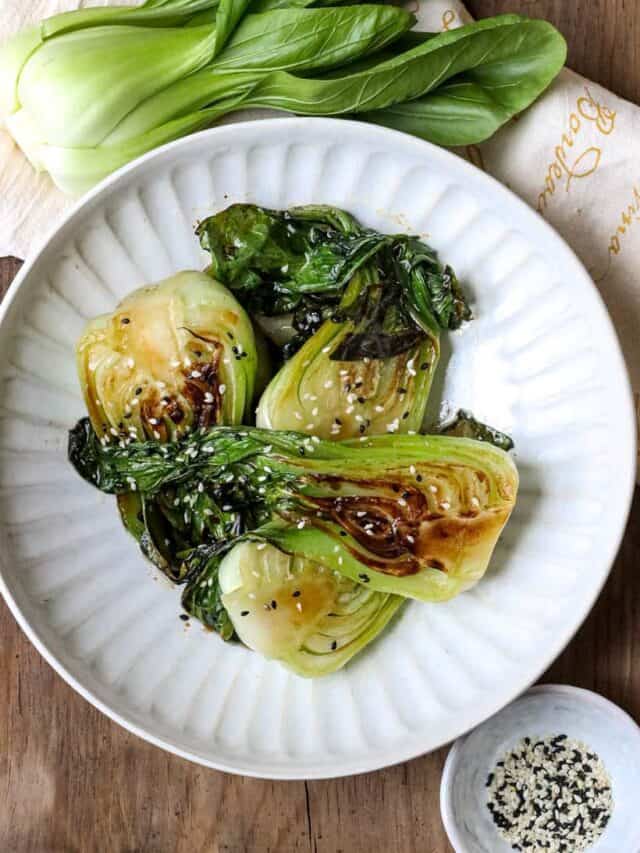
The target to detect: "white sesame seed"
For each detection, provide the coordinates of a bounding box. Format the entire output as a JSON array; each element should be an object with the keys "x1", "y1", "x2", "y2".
[
  {"x1": 375, "y1": 405, "x2": 384, "y2": 413},
  {"x1": 429, "y1": 484, "x2": 438, "y2": 493},
  {"x1": 297, "y1": 520, "x2": 306, "y2": 529},
  {"x1": 322, "y1": 345, "x2": 331, "y2": 353},
  {"x1": 296, "y1": 601, "x2": 303, "y2": 612},
  {"x1": 204, "y1": 392, "x2": 214, "y2": 403},
  {"x1": 471, "y1": 496, "x2": 480, "y2": 507},
  {"x1": 323, "y1": 380, "x2": 334, "y2": 388},
  {"x1": 398, "y1": 498, "x2": 407, "y2": 507},
  {"x1": 170, "y1": 360, "x2": 180, "y2": 368},
  {"x1": 294, "y1": 411, "x2": 303, "y2": 421},
  {"x1": 440, "y1": 501, "x2": 451, "y2": 510},
  {"x1": 190, "y1": 370, "x2": 202, "y2": 378},
  {"x1": 311, "y1": 407, "x2": 319, "y2": 417}
]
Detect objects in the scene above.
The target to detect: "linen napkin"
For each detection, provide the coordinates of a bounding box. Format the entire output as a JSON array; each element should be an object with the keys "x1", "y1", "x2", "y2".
[{"x1": 1, "y1": 0, "x2": 638, "y2": 468}]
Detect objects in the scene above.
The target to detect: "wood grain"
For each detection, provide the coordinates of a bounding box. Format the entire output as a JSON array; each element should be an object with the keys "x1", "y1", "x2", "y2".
[{"x1": 1, "y1": 3, "x2": 639, "y2": 850}]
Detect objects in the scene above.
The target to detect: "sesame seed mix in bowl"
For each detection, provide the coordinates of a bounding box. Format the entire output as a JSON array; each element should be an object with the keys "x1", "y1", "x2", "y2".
[{"x1": 486, "y1": 734, "x2": 613, "y2": 852}]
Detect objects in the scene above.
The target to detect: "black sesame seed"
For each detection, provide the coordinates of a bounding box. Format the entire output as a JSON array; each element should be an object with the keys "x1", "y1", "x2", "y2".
[
  {"x1": 359, "y1": 424, "x2": 366, "y2": 434},
  {"x1": 179, "y1": 614, "x2": 189, "y2": 621},
  {"x1": 355, "y1": 381, "x2": 363, "y2": 388},
  {"x1": 420, "y1": 362, "x2": 429, "y2": 370},
  {"x1": 271, "y1": 600, "x2": 277, "y2": 609},
  {"x1": 402, "y1": 411, "x2": 410, "y2": 420},
  {"x1": 339, "y1": 530, "x2": 347, "y2": 537},
  {"x1": 398, "y1": 387, "x2": 407, "y2": 395},
  {"x1": 292, "y1": 590, "x2": 301, "y2": 597},
  {"x1": 121, "y1": 317, "x2": 130, "y2": 325},
  {"x1": 331, "y1": 641, "x2": 338, "y2": 650},
  {"x1": 135, "y1": 387, "x2": 143, "y2": 395},
  {"x1": 416, "y1": 474, "x2": 423, "y2": 482},
  {"x1": 358, "y1": 573, "x2": 370, "y2": 583},
  {"x1": 240, "y1": 610, "x2": 250, "y2": 616},
  {"x1": 334, "y1": 418, "x2": 342, "y2": 426}
]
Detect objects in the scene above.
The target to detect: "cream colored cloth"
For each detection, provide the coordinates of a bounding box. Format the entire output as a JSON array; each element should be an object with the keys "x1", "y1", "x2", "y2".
[{"x1": 1, "y1": 0, "x2": 639, "y2": 459}]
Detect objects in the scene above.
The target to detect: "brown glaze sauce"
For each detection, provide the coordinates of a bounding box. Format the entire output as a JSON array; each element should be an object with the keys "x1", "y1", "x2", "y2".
[{"x1": 141, "y1": 332, "x2": 224, "y2": 438}]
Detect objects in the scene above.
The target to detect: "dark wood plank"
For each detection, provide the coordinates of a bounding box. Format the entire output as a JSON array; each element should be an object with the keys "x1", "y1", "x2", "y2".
[{"x1": 1, "y1": 2, "x2": 639, "y2": 849}]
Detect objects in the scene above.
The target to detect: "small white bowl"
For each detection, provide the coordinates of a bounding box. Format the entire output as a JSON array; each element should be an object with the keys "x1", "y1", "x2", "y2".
[{"x1": 440, "y1": 684, "x2": 640, "y2": 853}]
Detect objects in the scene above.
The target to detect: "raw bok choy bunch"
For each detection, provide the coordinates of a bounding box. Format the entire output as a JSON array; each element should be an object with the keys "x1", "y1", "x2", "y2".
[
  {"x1": 1, "y1": 3, "x2": 566, "y2": 193},
  {"x1": 69, "y1": 424, "x2": 519, "y2": 605},
  {"x1": 198, "y1": 204, "x2": 470, "y2": 439},
  {"x1": 75, "y1": 270, "x2": 261, "y2": 581}
]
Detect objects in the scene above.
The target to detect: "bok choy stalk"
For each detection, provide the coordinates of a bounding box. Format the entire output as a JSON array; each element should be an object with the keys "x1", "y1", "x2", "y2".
[
  {"x1": 68, "y1": 422, "x2": 518, "y2": 602},
  {"x1": 198, "y1": 203, "x2": 468, "y2": 438},
  {"x1": 2, "y1": 9, "x2": 565, "y2": 194}
]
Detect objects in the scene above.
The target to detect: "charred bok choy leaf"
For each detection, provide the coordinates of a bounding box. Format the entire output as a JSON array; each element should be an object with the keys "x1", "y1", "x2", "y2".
[
  {"x1": 198, "y1": 204, "x2": 469, "y2": 438},
  {"x1": 69, "y1": 423, "x2": 518, "y2": 602}
]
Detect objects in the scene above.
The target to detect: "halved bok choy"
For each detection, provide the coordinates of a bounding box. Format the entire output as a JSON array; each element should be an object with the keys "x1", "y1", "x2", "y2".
[
  {"x1": 75, "y1": 270, "x2": 260, "y2": 580},
  {"x1": 198, "y1": 203, "x2": 469, "y2": 438},
  {"x1": 211, "y1": 539, "x2": 403, "y2": 676},
  {"x1": 69, "y1": 424, "x2": 519, "y2": 603}
]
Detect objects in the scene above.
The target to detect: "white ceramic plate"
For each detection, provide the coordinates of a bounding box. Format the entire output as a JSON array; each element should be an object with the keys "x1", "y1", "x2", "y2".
[{"x1": 0, "y1": 119, "x2": 635, "y2": 779}]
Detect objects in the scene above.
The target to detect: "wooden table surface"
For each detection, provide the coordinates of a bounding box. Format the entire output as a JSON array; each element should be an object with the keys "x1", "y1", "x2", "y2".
[{"x1": 1, "y1": 2, "x2": 638, "y2": 851}]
